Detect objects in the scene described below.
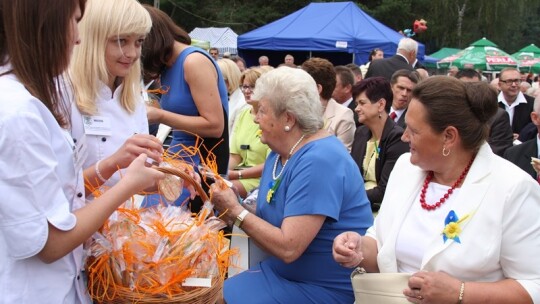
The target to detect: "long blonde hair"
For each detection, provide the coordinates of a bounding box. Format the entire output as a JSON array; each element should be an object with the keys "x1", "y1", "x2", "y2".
[{"x1": 69, "y1": 0, "x2": 151, "y2": 115}]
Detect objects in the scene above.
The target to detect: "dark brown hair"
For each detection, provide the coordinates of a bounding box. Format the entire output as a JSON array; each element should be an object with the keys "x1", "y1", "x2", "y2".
[
  {"x1": 412, "y1": 76, "x2": 498, "y2": 152},
  {"x1": 390, "y1": 69, "x2": 419, "y2": 85},
  {"x1": 334, "y1": 65, "x2": 355, "y2": 88},
  {"x1": 352, "y1": 77, "x2": 393, "y2": 113},
  {"x1": 0, "y1": 0, "x2": 86, "y2": 127},
  {"x1": 301, "y1": 57, "x2": 336, "y2": 100},
  {"x1": 141, "y1": 5, "x2": 191, "y2": 80},
  {"x1": 369, "y1": 48, "x2": 382, "y2": 61}
]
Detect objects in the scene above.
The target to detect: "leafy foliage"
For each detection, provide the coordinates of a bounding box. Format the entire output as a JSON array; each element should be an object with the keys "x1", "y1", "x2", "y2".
[{"x1": 140, "y1": 0, "x2": 540, "y2": 56}]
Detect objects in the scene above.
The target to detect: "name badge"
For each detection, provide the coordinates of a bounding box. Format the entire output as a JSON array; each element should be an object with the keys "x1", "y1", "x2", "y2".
[{"x1": 82, "y1": 115, "x2": 112, "y2": 136}]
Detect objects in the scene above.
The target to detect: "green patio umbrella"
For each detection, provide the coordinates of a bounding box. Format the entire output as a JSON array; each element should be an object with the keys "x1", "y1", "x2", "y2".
[
  {"x1": 437, "y1": 38, "x2": 517, "y2": 71},
  {"x1": 512, "y1": 44, "x2": 540, "y2": 72},
  {"x1": 531, "y1": 62, "x2": 540, "y2": 74},
  {"x1": 424, "y1": 47, "x2": 461, "y2": 69}
]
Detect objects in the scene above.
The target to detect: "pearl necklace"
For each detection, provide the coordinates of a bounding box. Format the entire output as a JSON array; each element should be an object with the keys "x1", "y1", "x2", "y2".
[
  {"x1": 272, "y1": 134, "x2": 306, "y2": 180},
  {"x1": 419, "y1": 156, "x2": 475, "y2": 211}
]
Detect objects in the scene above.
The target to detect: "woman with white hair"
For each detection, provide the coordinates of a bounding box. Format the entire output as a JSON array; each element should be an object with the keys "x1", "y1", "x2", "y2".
[{"x1": 211, "y1": 67, "x2": 374, "y2": 303}]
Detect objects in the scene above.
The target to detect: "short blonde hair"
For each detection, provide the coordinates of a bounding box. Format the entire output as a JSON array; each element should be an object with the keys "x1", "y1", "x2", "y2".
[
  {"x1": 240, "y1": 68, "x2": 262, "y2": 87},
  {"x1": 70, "y1": 0, "x2": 151, "y2": 115},
  {"x1": 217, "y1": 58, "x2": 241, "y2": 94}
]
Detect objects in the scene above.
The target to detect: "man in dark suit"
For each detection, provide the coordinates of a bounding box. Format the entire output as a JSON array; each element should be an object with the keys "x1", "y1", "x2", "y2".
[
  {"x1": 456, "y1": 69, "x2": 513, "y2": 156},
  {"x1": 497, "y1": 68, "x2": 535, "y2": 140},
  {"x1": 364, "y1": 37, "x2": 417, "y2": 81},
  {"x1": 333, "y1": 65, "x2": 360, "y2": 126},
  {"x1": 503, "y1": 96, "x2": 539, "y2": 181},
  {"x1": 387, "y1": 69, "x2": 419, "y2": 129}
]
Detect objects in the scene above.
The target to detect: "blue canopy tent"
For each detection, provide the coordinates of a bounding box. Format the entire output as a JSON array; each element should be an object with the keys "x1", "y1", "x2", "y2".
[{"x1": 238, "y1": 1, "x2": 425, "y2": 67}]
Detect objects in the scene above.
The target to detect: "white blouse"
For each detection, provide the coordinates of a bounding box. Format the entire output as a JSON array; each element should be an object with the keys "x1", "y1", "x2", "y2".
[
  {"x1": 70, "y1": 81, "x2": 149, "y2": 188},
  {"x1": 0, "y1": 69, "x2": 89, "y2": 303}
]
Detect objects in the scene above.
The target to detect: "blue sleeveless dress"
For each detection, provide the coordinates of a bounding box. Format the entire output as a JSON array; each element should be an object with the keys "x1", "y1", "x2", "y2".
[{"x1": 142, "y1": 47, "x2": 229, "y2": 208}]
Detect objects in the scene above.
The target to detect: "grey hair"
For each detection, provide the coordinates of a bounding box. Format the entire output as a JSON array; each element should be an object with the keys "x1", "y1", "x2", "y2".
[
  {"x1": 397, "y1": 38, "x2": 418, "y2": 53},
  {"x1": 252, "y1": 66, "x2": 323, "y2": 134}
]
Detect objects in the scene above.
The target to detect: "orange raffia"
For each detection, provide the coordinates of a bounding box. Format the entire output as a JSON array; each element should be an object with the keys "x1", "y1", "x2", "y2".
[
  {"x1": 87, "y1": 137, "x2": 236, "y2": 302},
  {"x1": 87, "y1": 204, "x2": 234, "y2": 301}
]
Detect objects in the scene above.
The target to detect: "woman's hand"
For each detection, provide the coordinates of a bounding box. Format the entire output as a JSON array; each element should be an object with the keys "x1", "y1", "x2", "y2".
[
  {"x1": 108, "y1": 134, "x2": 163, "y2": 169},
  {"x1": 332, "y1": 231, "x2": 364, "y2": 268},
  {"x1": 209, "y1": 181, "x2": 243, "y2": 223},
  {"x1": 404, "y1": 271, "x2": 462, "y2": 304},
  {"x1": 123, "y1": 154, "x2": 165, "y2": 192},
  {"x1": 531, "y1": 157, "x2": 540, "y2": 174}
]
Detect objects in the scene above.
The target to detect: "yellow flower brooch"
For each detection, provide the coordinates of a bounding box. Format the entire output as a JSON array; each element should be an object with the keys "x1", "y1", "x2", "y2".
[
  {"x1": 442, "y1": 210, "x2": 470, "y2": 243},
  {"x1": 266, "y1": 178, "x2": 281, "y2": 203}
]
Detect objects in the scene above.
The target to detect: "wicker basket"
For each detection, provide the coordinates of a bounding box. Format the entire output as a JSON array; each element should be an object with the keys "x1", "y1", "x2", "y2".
[
  {"x1": 93, "y1": 276, "x2": 223, "y2": 304},
  {"x1": 89, "y1": 165, "x2": 225, "y2": 304}
]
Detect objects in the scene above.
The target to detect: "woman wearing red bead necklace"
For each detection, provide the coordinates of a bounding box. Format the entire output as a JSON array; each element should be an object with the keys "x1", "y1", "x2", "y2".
[{"x1": 333, "y1": 76, "x2": 540, "y2": 303}]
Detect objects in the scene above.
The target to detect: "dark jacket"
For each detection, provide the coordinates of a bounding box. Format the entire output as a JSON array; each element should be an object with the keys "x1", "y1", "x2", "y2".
[
  {"x1": 365, "y1": 54, "x2": 413, "y2": 81},
  {"x1": 498, "y1": 93, "x2": 535, "y2": 134},
  {"x1": 488, "y1": 108, "x2": 513, "y2": 157},
  {"x1": 350, "y1": 117, "x2": 409, "y2": 211},
  {"x1": 347, "y1": 100, "x2": 360, "y2": 127},
  {"x1": 504, "y1": 138, "x2": 538, "y2": 180}
]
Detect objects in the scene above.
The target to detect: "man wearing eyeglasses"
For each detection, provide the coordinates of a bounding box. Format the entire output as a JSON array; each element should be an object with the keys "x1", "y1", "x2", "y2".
[{"x1": 497, "y1": 67, "x2": 535, "y2": 141}]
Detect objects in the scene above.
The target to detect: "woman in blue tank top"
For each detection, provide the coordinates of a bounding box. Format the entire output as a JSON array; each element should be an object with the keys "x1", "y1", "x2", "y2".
[{"x1": 141, "y1": 6, "x2": 229, "y2": 212}]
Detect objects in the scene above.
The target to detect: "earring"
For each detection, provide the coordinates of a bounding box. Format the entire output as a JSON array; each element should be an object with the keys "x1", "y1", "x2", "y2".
[
  {"x1": 378, "y1": 112, "x2": 382, "y2": 119},
  {"x1": 442, "y1": 146, "x2": 450, "y2": 157},
  {"x1": 284, "y1": 125, "x2": 291, "y2": 132}
]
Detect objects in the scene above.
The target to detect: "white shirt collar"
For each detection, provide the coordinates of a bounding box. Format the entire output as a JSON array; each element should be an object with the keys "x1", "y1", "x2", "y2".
[
  {"x1": 497, "y1": 91, "x2": 528, "y2": 108},
  {"x1": 342, "y1": 97, "x2": 353, "y2": 108}
]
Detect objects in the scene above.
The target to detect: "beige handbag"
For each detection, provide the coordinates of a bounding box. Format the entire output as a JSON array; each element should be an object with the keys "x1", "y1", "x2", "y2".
[{"x1": 351, "y1": 267, "x2": 411, "y2": 303}]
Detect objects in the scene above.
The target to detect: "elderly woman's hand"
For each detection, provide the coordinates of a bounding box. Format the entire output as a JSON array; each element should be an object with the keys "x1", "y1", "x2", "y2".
[
  {"x1": 209, "y1": 181, "x2": 244, "y2": 224},
  {"x1": 404, "y1": 271, "x2": 462, "y2": 304},
  {"x1": 332, "y1": 231, "x2": 364, "y2": 268}
]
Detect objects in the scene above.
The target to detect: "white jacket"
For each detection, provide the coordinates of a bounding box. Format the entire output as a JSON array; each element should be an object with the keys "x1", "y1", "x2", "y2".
[{"x1": 368, "y1": 143, "x2": 540, "y2": 303}]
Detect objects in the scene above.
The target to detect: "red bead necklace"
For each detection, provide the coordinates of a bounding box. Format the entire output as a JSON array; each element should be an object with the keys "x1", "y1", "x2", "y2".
[{"x1": 420, "y1": 156, "x2": 475, "y2": 211}]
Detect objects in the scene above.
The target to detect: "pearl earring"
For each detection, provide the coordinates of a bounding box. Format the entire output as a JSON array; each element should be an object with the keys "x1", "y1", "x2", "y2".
[{"x1": 284, "y1": 125, "x2": 291, "y2": 132}]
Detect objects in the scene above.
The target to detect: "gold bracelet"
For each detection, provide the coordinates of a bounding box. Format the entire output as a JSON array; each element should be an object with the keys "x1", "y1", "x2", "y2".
[{"x1": 458, "y1": 282, "x2": 465, "y2": 303}]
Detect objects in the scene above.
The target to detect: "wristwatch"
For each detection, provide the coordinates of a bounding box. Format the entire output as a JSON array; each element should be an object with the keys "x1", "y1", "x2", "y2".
[{"x1": 234, "y1": 209, "x2": 250, "y2": 228}]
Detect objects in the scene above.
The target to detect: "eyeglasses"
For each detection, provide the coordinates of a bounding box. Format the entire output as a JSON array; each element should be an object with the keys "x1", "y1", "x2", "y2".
[
  {"x1": 241, "y1": 85, "x2": 255, "y2": 92},
  {"x1": 499, "y1": 79, "x2": 522, "y2": 85}
]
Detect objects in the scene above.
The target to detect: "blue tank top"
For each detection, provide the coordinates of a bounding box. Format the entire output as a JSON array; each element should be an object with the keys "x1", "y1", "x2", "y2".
[{"x1": 160, "y1": 46, "x2": 229, "y2": 175}]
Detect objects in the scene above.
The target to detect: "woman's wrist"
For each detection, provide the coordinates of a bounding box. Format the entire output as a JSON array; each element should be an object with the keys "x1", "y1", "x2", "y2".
[
  {"x1": 96, "y1": 157, "x2": 116, "y2": 183},
  {"x1": 458, "y1": 282, "x2": 465, "y2": 304},
  {"x1": 238, "y1": 170, "x2": 243, "y2": 179}
]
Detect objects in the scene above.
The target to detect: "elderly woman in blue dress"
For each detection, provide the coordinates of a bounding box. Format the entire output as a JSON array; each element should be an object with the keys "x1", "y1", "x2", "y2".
[{"x1": 210, "y1": 67, "x2": 374, "y2": 303}]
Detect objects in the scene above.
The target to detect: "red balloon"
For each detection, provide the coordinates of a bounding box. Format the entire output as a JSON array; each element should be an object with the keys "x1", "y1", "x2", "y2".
[{"x1": 413, "y1": 19, "x2": 428, "y2": 34}]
